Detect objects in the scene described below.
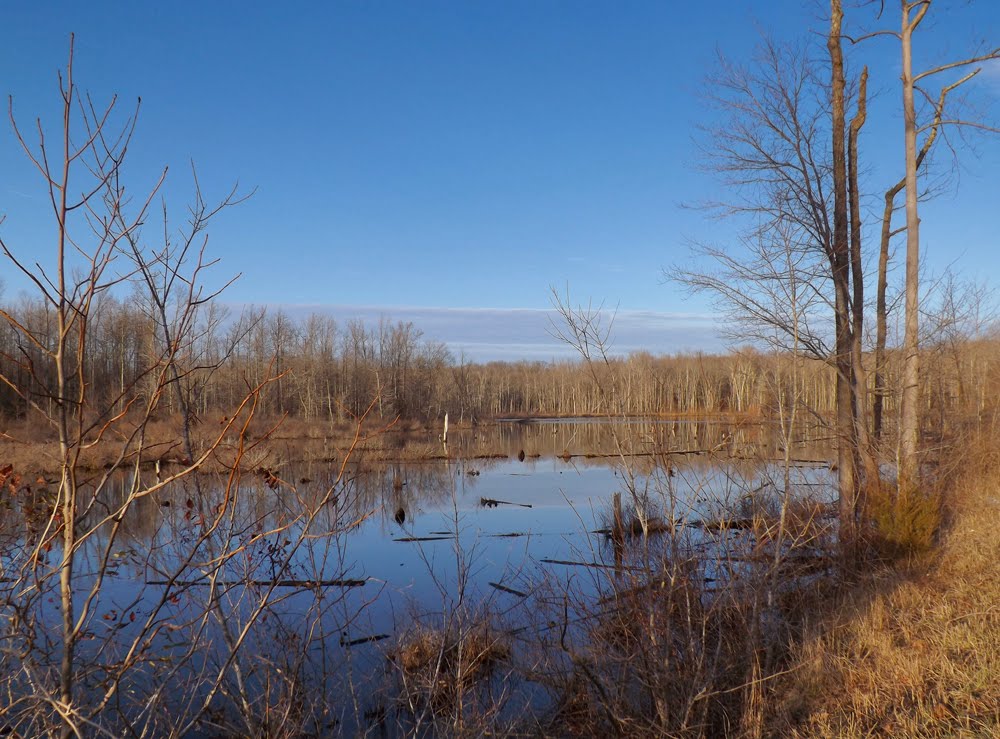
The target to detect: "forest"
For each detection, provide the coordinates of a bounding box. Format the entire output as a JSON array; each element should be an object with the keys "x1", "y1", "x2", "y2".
[{"x1": 1, "y1": 294, "x2": 995, "y2": 429}]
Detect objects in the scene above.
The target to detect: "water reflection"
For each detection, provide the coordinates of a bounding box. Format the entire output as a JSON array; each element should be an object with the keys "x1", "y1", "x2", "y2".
[
  {"x1": 453, "y1": 416, "x2": 834, "y2": 463},
  {"x1": 0, "y1": 419, "x2": 836, "y2": 734}
]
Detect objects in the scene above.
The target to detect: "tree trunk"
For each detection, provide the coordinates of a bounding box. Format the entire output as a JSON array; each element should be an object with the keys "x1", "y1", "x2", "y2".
[
  {"x1": 849, "y1": 66, "x2": 878, "y2": 511},
  {"x1": 829, "y1": 0, "x2": 857, "y2": 555},
  {"x1": 899, "y1": 0, "x2": 925, "y2": 490},
  {"x1": 873, "y1": 180, "x2": 902, "y2": 442}
]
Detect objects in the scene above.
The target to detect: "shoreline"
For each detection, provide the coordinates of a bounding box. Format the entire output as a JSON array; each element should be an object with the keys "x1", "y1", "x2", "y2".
[{"x1": 0, "y1": 410, "x2": 813, "y2": 476}]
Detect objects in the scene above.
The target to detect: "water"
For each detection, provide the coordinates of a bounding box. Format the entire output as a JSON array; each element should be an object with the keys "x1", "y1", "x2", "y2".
[{"x1": 0, "y1": 418, "x2": 836, "y2": 734}]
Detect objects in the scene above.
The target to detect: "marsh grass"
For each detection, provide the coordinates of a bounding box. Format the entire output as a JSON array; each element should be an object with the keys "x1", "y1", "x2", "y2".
[
  {"x1": 523, "y1": 556, "x2": 791, "y2": 737},
  {"x1": 390, "y1": 619, "x2": 512, "y2": 712},
  {"x1": 374, "y1": 609, "x2": 518, "y2": 738}
]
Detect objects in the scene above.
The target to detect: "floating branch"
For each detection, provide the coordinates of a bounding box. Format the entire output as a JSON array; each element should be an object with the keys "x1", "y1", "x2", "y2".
[
  {"x1": 145, "y1": 578, "x2": 368, "y2": 588},
  {"x1": 394, "y1": 535, "x2": 455, "y2": 542},
  {"x1": 489, "y1": 581, "x2": 528, "y2": 597},
  {"x1": 480, "y1": 497, "x2": 532, "y2": 509}
]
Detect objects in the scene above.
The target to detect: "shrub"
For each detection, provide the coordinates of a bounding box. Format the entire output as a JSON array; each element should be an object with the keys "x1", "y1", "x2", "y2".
[{"x1": 868, "y1": 480, "x2": 940, "y2": 558}]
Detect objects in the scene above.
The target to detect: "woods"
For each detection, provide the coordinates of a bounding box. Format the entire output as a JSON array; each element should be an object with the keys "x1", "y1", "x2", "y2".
[
  {"x1": 3, "y1": 294, "x2": 998, "y2": 434},
  {"x1": 3, "y1": 286, "x2": 999, "y2": 453}
]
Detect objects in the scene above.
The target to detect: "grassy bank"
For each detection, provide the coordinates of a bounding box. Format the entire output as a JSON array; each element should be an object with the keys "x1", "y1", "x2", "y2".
[{"x1": 767, "y1": 445, "x2": 1000, "y2": 737}]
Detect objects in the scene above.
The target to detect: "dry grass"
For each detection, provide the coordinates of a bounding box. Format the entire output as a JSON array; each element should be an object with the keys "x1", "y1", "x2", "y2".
[
  {"x1": 775, "y1": 496, "x2": 837, "y2": 548},
  {"x1": 0, "y1": 413, "x2": 513, "y2": 475},
  {"x1": 866, "y1": 478, "x2": 941, "y2": 558},
  {"x1": 537, "y1": 568, "x2": 767, "y2": 738},
  {"x1": 389, "y1": 620, "x2": 512, "y2": 714},
  {"x1": 769, "y1": 459, "x2": 1000, "y2": 737}
]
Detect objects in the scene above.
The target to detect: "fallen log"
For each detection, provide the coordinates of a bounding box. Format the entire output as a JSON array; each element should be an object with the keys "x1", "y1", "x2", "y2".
[
  {"x1": 145, "y1": 578, "x2": 368, "y2": 588},
  {"x1": 481, "y1": 497, "x2": 532, "y2": 509},
  {"x1": 489, "y1": 581, "x2": 528, "y2": 597}
]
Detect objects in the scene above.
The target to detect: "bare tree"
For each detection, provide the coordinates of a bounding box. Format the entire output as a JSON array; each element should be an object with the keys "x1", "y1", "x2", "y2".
[
  {"x1": 829, "y1": 0, "x2": 861, "y2": 551},
  {"x1": 873, "y1": 77, "x2": 954, "y2": 442},
  {"x1": 896, "y1": 0, "x2": 999, "y2": 489},
  {"x1": 118, "y1": 167, "x2": 253, "y2": 467},
  {"x1": 0, "y1": 38, "x2": 356, "y2": 737},
  {"x1": 674, "y1": 27, "x2": 869, "y2": 556}
]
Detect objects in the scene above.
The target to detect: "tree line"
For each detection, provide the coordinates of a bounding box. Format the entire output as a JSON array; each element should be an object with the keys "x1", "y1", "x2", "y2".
[{"x1": 2, "y1": 293, "x2": 995, "y2": 430}]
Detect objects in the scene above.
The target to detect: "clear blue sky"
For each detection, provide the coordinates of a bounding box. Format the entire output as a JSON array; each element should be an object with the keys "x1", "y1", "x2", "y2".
[{"x1": 1, "y1": 1, "x2": 998, "y2": 359}]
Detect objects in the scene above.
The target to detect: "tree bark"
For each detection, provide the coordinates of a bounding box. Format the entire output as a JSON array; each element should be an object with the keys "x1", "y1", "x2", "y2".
[
  {"x1": 899, "y1": 0, "x2": 928, "y2": 490},
  {"x1": 829, "y1": 0, "x2": 857, "y2": 554},
  {"x1": 850, "y1": 65, "x2": 878, "y2": 517}
]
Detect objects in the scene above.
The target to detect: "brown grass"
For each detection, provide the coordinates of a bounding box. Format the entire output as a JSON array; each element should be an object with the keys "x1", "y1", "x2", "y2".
[
  {"x1": 768, "y1": 455, "x2": 1000, "y2": 736},
  {"x1": 390, "y1": 620, "x2": 512, "y2": 714},
  {"x1": 0, "y1": 414, "x2": 457, "y2": 474},
  {"x1": 866, "y1": 477, "x2": 942, "y2": 559}
]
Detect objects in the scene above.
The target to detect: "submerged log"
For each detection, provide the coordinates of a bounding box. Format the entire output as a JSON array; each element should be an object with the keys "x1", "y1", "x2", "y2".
[
  {"x1": 694, "y1": 517, "x2": 757, "y2": 532},
  {"x1": 597, "y1": 576, "x2": 718, "y2": 605},
  {"x1": 340, "y1": 633, "x2": 390, "y2": 647},
  {"x1": 489, "y1": 581, "x2": 528, "y2": 597},
  {"x1": 540, "y1": 558, "x2": 648, "y2": 573},
  {"x1": 480, "y1": 497, "x2": 532, "y2": 509},
  {"x1": 145, "y1": 578, "x2": 368, "y2": 588}
]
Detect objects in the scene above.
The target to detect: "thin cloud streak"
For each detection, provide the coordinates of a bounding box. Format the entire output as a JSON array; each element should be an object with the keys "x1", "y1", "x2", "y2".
[
  {"x1": 984, "y1": 59, "x2": 1000, "y2": 90},
  {"x1": 232, "y1": 303, "x2": 727, "y2": 362}
]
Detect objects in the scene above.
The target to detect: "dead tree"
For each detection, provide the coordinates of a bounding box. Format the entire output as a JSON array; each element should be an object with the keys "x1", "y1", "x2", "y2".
[
  {"x1": 897, "y1": 1, "x2": 999, "y2": 488},
  {"x1": 673, "y1": 28, "x2": 869, "y2": 556}
]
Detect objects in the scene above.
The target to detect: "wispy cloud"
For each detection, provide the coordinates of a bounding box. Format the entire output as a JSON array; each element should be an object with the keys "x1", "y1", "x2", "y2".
[
  {"x1": 231, "y1": 303, "x2": 726, "y2": 361},
  {"x1": 983, "y1": 59, "x2": 1000, "y2": 92}
]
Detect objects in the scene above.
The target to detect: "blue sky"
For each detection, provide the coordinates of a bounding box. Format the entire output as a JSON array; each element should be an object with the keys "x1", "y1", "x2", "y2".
[{"x1": 1, "y1": 1, "x2": 998, "y2": 360}]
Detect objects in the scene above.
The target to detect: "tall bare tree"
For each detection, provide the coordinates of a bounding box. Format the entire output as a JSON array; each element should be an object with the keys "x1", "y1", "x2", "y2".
[
  {"x1": 896, "y1": 0, "x2": 999, "y2": 488},
  {"x1": 674, "y1": 25, "x2": 871, "y2": 555},
  {"x1": 828, "y1": 0, "x2": 861, "y2": 551},
  {"x1": 0, "y1": 38, "x2": 271, "y2": 736}
]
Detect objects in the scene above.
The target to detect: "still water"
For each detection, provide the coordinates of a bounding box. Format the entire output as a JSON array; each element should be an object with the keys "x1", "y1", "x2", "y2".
[{"x1": 1, "y1": 418, "x2": 836, "y2": 733}]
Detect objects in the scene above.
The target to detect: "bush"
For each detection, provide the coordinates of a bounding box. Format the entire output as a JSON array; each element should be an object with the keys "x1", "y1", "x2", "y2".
[{"x1": 868, "y1": 480, "x2": 940, "y2": 558}]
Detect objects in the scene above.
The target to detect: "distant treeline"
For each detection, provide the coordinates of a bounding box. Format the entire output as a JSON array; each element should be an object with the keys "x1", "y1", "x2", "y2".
[{"x1": 0, "y1": 297, "x2": 995, "y2": 427}]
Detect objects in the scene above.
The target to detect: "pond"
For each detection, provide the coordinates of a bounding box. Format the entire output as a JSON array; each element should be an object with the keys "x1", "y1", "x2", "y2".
[{"x1": 0, "y1": 418, "x2": 837, "y2": 735}]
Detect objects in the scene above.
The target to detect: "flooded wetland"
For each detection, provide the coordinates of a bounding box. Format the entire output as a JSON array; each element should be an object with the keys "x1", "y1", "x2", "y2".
[
  {"x1": 2, "y1": 417, "x2": 838, "y2": 735},
  {"x1": 4, "y1": 4, "x2": 997, "y2": 732}
]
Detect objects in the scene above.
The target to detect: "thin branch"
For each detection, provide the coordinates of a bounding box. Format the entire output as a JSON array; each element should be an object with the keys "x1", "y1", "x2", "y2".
[{"x1": 914, "y1": 51, "x2": 1000, "y2": 83}]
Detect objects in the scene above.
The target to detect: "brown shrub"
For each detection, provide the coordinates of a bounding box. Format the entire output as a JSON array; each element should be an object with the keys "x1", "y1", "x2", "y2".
[
  {"x1": 390, "y1": 621, "x2": 511, "y2": 714},
  {"x1": 867, "y1": 480, "x2": 941, "y2": 558}
]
